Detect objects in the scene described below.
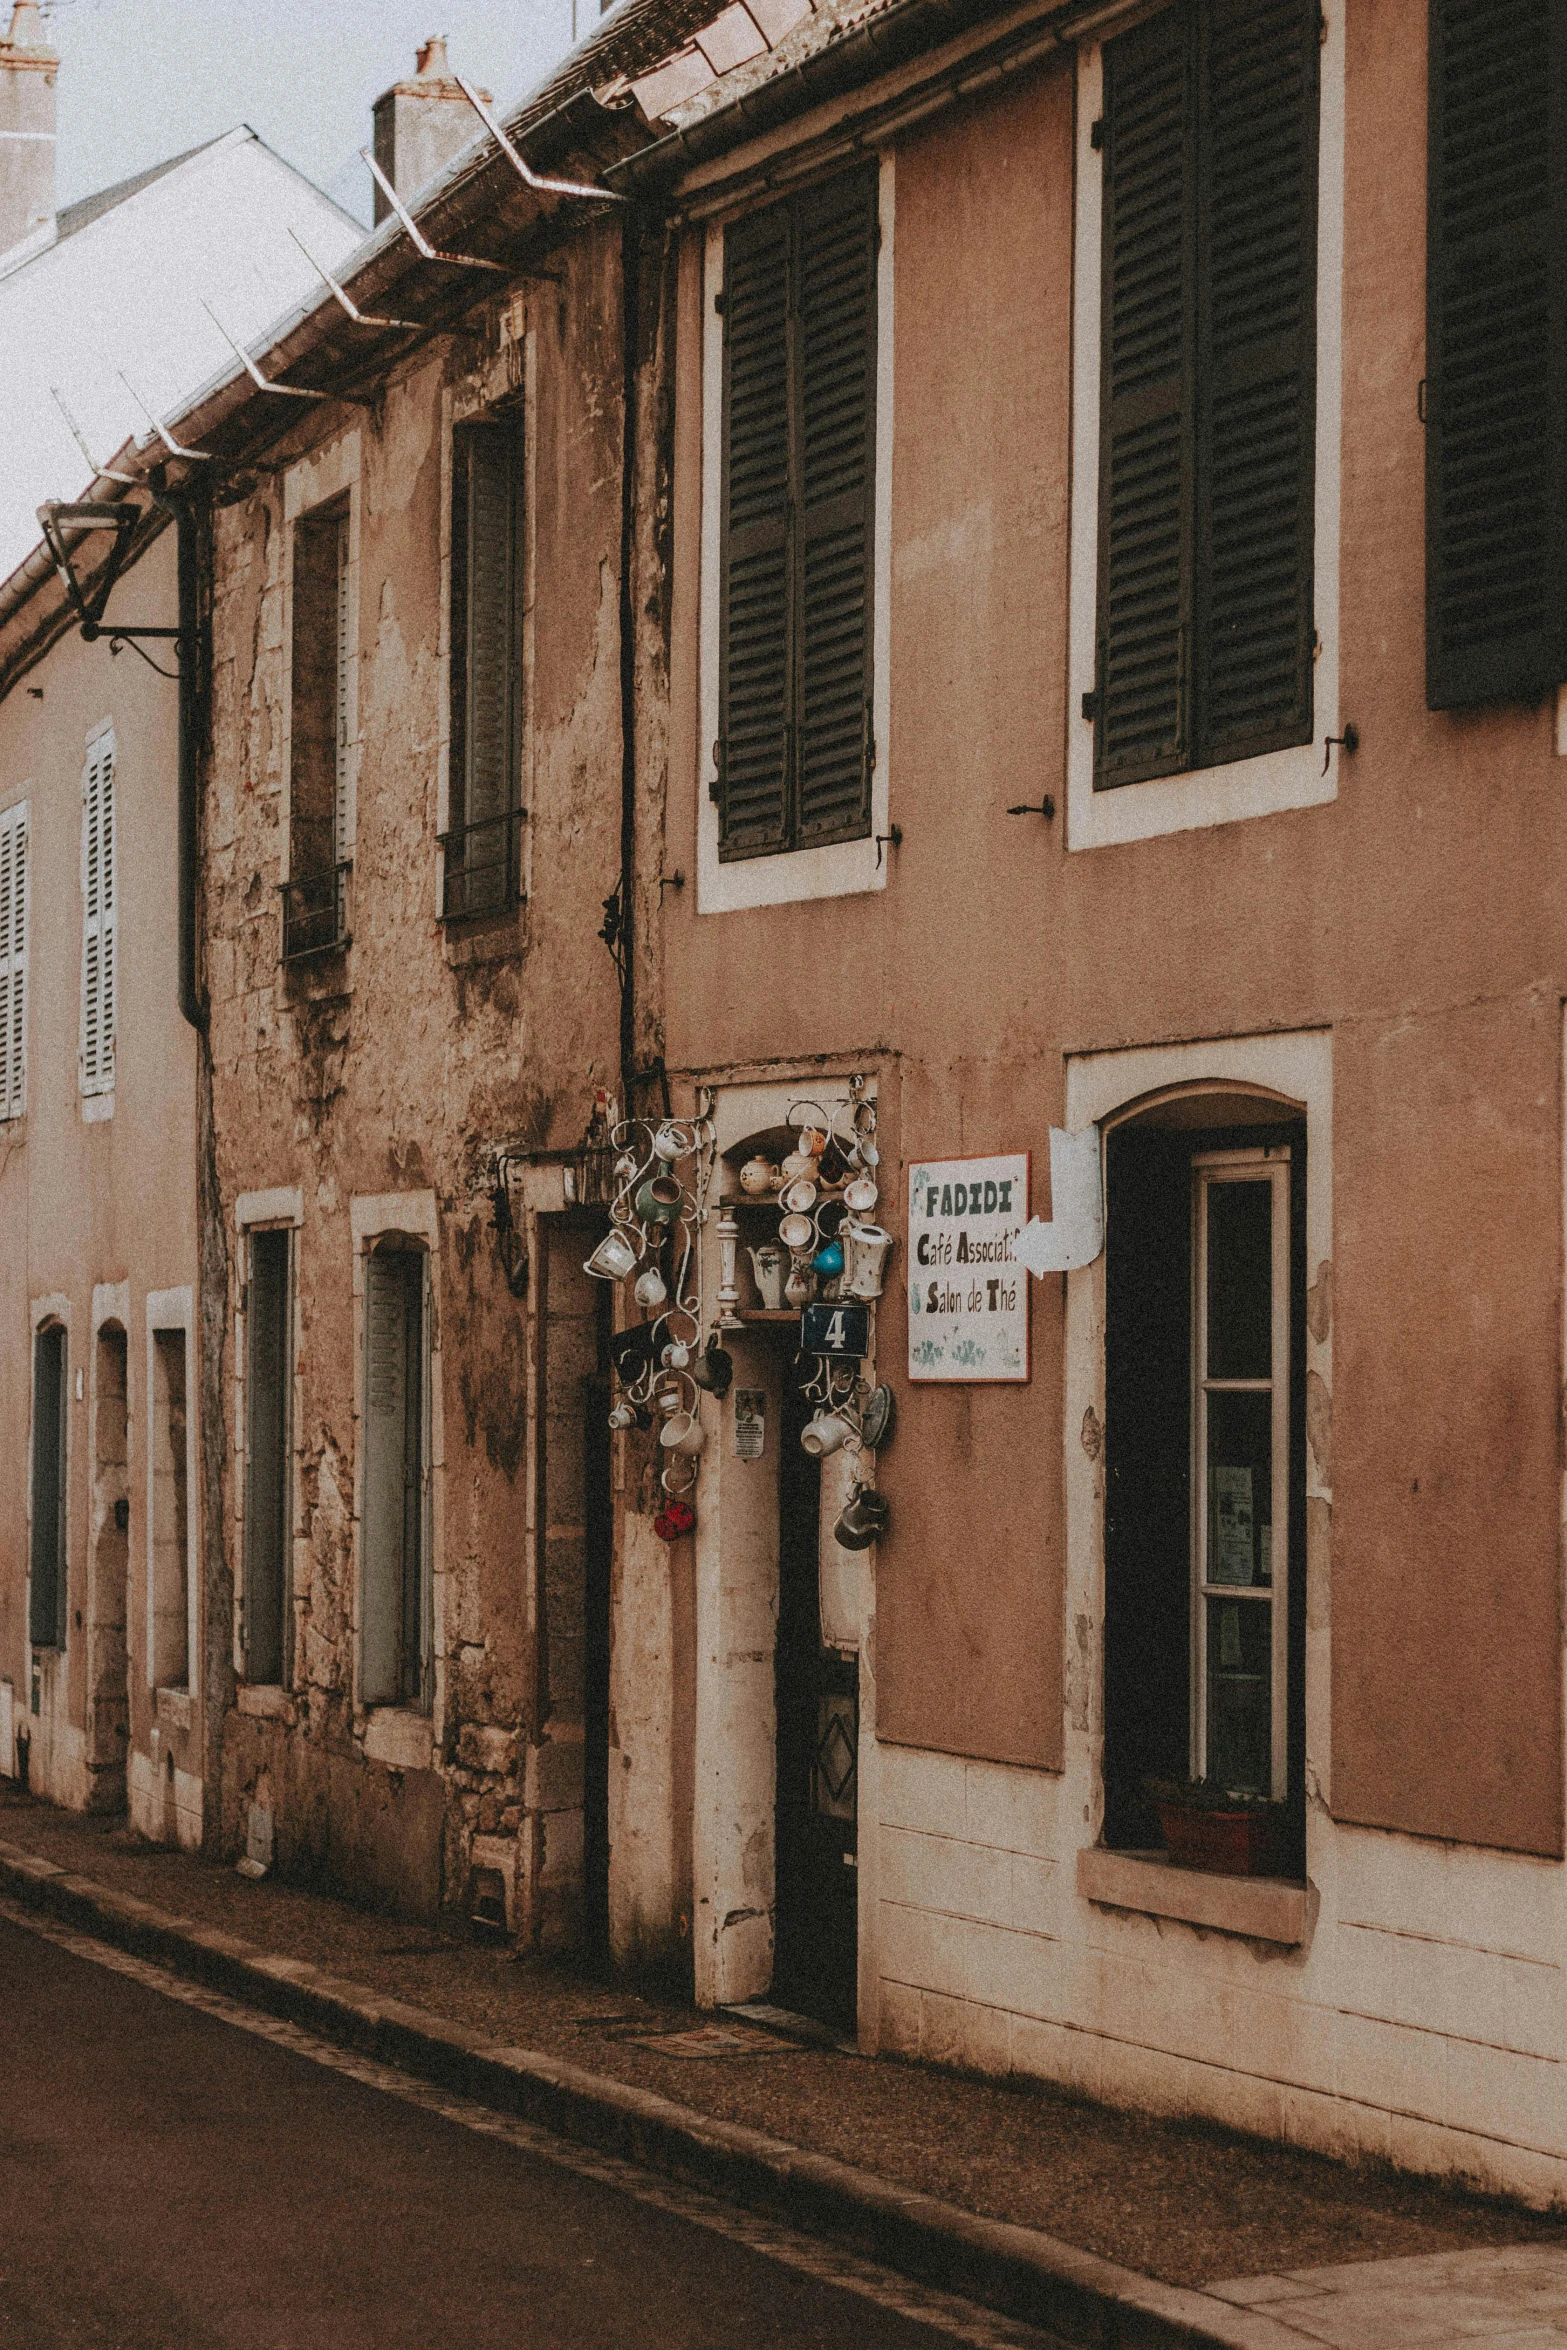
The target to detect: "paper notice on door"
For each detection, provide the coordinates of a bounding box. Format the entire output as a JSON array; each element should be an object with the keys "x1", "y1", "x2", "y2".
[
  {"x1": 734, "y1": 1390, "x2": 765, "y2": 1460},
  {"x1": 1212, "y1": 1466, "x2": 1255, "y2": 1584}
]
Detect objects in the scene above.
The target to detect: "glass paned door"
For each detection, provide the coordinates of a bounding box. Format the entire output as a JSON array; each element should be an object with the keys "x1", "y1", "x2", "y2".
[{"x1": 1192, "y1": 1151, "x2": 1289, "y2": 1798}]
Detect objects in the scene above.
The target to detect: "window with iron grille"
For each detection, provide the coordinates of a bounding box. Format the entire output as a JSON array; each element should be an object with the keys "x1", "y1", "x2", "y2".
[
  {"x1": 0, "y1": 800, "x2": 28, "y2": 1122},
  {"x1": 284, "y1": 500, "x2": 352, "y2": 959},
  {"x1": 716, "y1": 165, "x2": 879, "y2": 860},
  {"x1": 1091, "y1": 0, "x2": 1319, "y2": 790},
  {"x1": 1426, "y1": 0, "x2": 1567, "y2": 710},
  {"x1": 79, "y1": 728, "x2": 116, "y2": 1097},
  {"x1": 445, "y1": 412, "x2": 526, "y2": 920}
]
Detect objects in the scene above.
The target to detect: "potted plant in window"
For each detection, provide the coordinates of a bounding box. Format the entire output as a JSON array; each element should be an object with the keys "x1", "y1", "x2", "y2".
[{"x1": 1145, "y1": 1778, "x2": 1285, "y2": 1879}]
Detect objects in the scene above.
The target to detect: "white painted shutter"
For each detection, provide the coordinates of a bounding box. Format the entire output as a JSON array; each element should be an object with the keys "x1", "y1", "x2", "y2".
[
  {"x1": 0, "y1": 802, "x2": 27, "y2": 1121},
  {"x1": 334, "y1": 513, "x2": 351, "y2": 867},
  {"x1": 79, "y1": 731, "x2": 117, "y2": 1097}
]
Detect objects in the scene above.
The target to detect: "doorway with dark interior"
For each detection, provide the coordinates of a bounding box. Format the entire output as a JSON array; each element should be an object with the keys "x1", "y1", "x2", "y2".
[
  {"x1": 88, "y1": 1322, "x2": 130, "y2": 1812},
  {"x1": 773, "y1": 1372, "x2": 858, "y2": 2033}
]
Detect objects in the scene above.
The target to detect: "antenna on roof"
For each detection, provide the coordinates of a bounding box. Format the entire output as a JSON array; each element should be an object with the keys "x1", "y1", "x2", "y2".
[
  {"x1": 360, "y1": 147, "x2": 508, "y2": 271},
  {"x1": 50, "y1": 387, "x2": 139, "y2": 487},
  {"x1": 452, "y1": 73, "x2": 627, "y2": 204},
  {"x1": 287, "y1": 226, "x2": 430, "y2": 334},
  {"x1": 201, "y1": 299, "x2": 337, "y2": 402},
  {"x1": 116, "y1": 370, "x2": 212, "y2": 462}
]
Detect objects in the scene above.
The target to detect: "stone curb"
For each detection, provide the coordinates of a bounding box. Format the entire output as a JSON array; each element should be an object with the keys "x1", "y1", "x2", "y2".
[{"x1": 0, "y1": 1839, "x2": 1302, "y2": 2350}]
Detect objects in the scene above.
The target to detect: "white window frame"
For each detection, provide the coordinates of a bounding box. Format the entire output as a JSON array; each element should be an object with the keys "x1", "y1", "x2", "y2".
[
  {"x1": 696, "y1": 151, "x2": 896, "y2": 914},
  {"x1": 1064, "y1": 7, "x2": 1346, "y2": 851},
  {"x1": 1190, "y1": 1146, "x2": 1291, "y2": 1801},
  {"x1": 0, "y1": 796, "x2": 29, "y2": 1121},
  {"x1": 79, "y1": 722, "x2": 117, "y2": 1109},
  {"x1": 282, "y1": 433, "x2": 361, "y2": 880}
]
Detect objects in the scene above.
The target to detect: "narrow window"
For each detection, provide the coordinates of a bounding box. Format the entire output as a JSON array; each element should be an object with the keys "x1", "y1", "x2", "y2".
[
  {"x1": 149, "y1": 1328, "x2": 190, "y2": 1689},
  {"x1": 445, "y1": 414, "x2": 525, "y2": 919},
  {"x1": 0, "y1": 800, "x2": 27, "y2": 1121},
  {"x1": 1426, "y1": 0, "x2": 1567, "y2": 708},
  {"x1": 79, "y1": 730, "x2": 117, "y2": 1096},
  {"x1": 285, "y1": 502, "x2": 351, "y2": 958},
  {"x1": 1192, "y1": 1154, "x2": 1290, "y2": 1798},
  {"x1": 243, "y1": 1230, "x2": 292, "y2": 1685},
  {"x1": 717, "y1": 163, "x2": 878, "y2": 860},
  {"x1": 360, "y1": 1245, "x2": 428, "y2": 1709},
  {"x1": 1092, "y1": 0, "x2": 1319, "y2": 787},
  {"x1": 29, "y1": 1323, "x2": 67, "y2": 1649}
]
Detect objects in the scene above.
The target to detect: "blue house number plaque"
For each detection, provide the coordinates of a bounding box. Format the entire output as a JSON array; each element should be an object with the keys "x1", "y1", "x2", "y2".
[{"x1": 801, "y1": 1302, "x2": 870, "y2": 1359}]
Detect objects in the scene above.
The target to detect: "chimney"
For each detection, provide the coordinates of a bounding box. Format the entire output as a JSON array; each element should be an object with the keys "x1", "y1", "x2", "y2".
[
  {"x1": 370, "y1": 37, "x2": 489, "y2": 227},
  {"x1": 0, "y1": 0, "x2": 56, "y2": 260}
]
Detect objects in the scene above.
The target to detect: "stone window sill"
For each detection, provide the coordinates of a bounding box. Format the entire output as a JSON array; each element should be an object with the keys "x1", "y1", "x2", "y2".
[
  {"x1": 362, "y1": 1706, "x2": 433, "y2": 1772},
  {"x1": 236, "y1": 1684, "x2": 295, "y2": 1723},
  {"x1": 155, "y1": 1686, "x2": 192, "y2": 1732},
  {"x1": 1076, "y1": 1846, "x2": 1307, "y2": 1946}
]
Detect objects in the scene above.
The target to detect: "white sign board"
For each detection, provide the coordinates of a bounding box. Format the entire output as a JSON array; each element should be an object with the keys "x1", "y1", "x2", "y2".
[{"x1": 907, "y1": 1154, "x2": 1030, "y2": 1383}]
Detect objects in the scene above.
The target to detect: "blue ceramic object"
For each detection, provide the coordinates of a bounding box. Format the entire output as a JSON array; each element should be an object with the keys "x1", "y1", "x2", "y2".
[{"x1": 812, "y1": 1240, "x2": 844, "y2": 1277}]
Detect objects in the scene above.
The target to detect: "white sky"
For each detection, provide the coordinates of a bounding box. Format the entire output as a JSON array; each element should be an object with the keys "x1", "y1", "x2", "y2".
[{"x1": 46, "y1": 0, "x2": 596, "y2": 225}]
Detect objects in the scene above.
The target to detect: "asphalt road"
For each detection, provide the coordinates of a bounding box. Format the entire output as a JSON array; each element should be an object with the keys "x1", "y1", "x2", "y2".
[{"x1": 0, "y1": 1913, "x2": 1027, "y2": 2350}]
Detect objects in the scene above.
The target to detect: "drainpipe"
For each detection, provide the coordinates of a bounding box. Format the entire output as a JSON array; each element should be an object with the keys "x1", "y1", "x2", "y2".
[{"x1": 149, "y1": 480, "x2": 206, "y2": 1033}]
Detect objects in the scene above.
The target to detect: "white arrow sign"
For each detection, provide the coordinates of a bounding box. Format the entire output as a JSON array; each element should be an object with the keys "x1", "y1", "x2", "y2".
[{"x1": 1014, "y1": 1127, "x2": 1103, "y2": 1277}]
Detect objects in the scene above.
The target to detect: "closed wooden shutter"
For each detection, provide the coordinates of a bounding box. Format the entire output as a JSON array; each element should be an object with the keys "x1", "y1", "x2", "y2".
[
  {"x1": 1096, "y1": 0, "x2": 1317, "y2": 787},
  {"x1": 795, "y1": 169, "x2": 878, "y2": 844},
  {"x1": 1196, "y1": 0, "x2": 1318, "y2": 763},
  {"x1": 1426, "y1": 0, "x2": 1567, "y2": 709},
  {"x1": 79, "y1": 730, "x2": 116, "y2": 1097},
  {"x1": 719, "y1": 167, "x2": 878, "y2": 858},
  {"x1": 457, "y1": 418, "x2": 523, "y2": 832},
  {"x1": 334, "y1": 514, "x2": 352, "y2": 866},
  {"x1": 719, "y1": 200, "x2": 792, "y2": 855},
  {"x1": 244, "y1": 1228, "x2": 291, "y2": 1685},
  {"x1": 361, "y1": 1248, "x2": 425, "y2": 1708},
  {"x1": 29, "y1": 1324, "x2": 66, "y2": 1649},
  {"x1": 0, "y1": 801, "x2": 27, "y2": 1122}
]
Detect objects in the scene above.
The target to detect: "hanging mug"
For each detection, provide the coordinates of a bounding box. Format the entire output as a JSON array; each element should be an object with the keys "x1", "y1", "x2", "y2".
[
  {"x1": 584, "y1": 1227, "x2": 639, "y2": 1283},
  {"x1": 801, "y1": 1409, "x2": 854, "y2": 1458},
  {"x1": 842, "y1": 1175, "x2": 878, "y2": 1216},
  {"x1": 659, "y1": 1407, "x2": 706, "y2": 1457},
  {"x1": 842, "y1": 1222, "x2": 894, "y2": 1300},
  {"x1": 778, "y1": 1211, "x2": 814, "y2": 1253},
  {"x1": 781, "y1": 1176, "x2": 818, "y2": 1214},
  {"x1": 690, "y1": 1341, "x2": 734, "y2": 1396},
  {"x1": 652, "y1": 1123, "x2": 686, "y2": 1164},
  {"x1": 634, "y1": 1265, "x2": 668, "y2": 1308},
  {"x1": 746, "y1": 1244, "x2": 786, "y2": 1310}
]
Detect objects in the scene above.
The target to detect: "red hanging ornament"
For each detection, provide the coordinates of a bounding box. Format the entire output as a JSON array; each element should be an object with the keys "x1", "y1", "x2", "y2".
[{"x1": 653, "y1": 1497, "x2": 696, "y2": 1541}]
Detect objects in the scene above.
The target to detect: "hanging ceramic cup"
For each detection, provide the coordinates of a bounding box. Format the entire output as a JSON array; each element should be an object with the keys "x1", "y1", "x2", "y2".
[
  {"x1": 633, "y1": 1265, "x2": 668, "y2": 1309},
  {"x1": 584, "y1": 1227, "x2": 639, "y2": 1282},
  {"x1": 842, "y1": 1175, "x2": 878, "y2": 1216},
  {"x1": 778, "y1": 1211, "x2": 814, "y2": 1253},
  {"x1": 607, "y1": 1402, "x2": 636, "y2": 1431},
  {"x1": 781, "y1": 1176, "x2": 818, "y2": 1214},
  {"x1": 812, "y1": 1239, "x2": 844, "y2": 1278},
  {"x1": 652, "y1": 1123, "x2": 686, "y2": 1164},
  {"x1": 690, "y1": 1341, "x2": 734, "y2": 1396},
  {"x1": 635, "y1": 1173, "x2": 684, "y2": 1225},
  {"x1": 801, "y1": 1409, "x2": 854, "y2": 1458},
  {"x1": 663, "y1": 1340, "x2": 691, "y2": 1371},
  {"x1": 659, "y1": 1407, "x2": 706, "y2": 1457}
]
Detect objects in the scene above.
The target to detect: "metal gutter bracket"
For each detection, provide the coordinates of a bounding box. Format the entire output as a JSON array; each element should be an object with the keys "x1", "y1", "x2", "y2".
[
  {"x1": 454, "y1": 73, "x2": 629, "y2": 204},
  {"x1": 360, "y1": 148, "x2": 509, "y2": 271},
  {"x1": 117, "y1": 370, "x2": 213, "y2": 463},
  {"x1": 50, "y1": 387, "x2": 139, "y2": 487},
  {"x1": 201, "y1": 299, "x2": 368, "y2": 407},
  {"x1": 286, "y1": 227, "x2": 433, "y2": 334}
]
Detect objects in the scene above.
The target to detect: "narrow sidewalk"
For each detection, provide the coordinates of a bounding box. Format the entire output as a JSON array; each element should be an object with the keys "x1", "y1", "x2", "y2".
[{"x1": 2, "y1": 1789, "x2": 1562, "y2": 2328}]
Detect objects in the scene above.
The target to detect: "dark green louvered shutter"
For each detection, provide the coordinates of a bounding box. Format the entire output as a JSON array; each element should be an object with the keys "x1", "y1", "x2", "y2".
[
  {"x1": 1196, "y1": 0, "x2": 1318, "y2": 764},
  {"x1": 719, "y1": 203, "x2": 791, "y2": 856},
  {"x1": 1097, "y1": 7, "x2": 1193, "y2": 786},
  {"x1": 361, "y1": 1248, "x2": 424, "y2": 1708},
  {"x1": 29, "y1": 1323, "x2": 66, "y2": 1649},
  {"x1": 1096, "y1": 0, "x2": 1317, "y2": 788},
  {"x1": 795, "y1": 168, "x2": 878, "y2": 845},
  {"x1": 1426, "y1": 0, "x2": 1567, "y2": 710}
]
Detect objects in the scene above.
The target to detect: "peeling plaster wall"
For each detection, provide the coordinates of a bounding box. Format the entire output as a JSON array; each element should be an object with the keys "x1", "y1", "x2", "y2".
[{"x1": 204, "y1": 230, "x2": 630, "y2": 1927}]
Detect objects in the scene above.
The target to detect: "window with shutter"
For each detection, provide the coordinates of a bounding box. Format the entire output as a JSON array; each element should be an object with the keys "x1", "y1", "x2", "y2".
[
  {"x1": 0, "y1": 801, "x2": 27, "y2": 1122},
  {"x1": 718, "y1": 165, "x2": 878, "y2": 860},
  {"x1": 285, "y1": 504, "x2": 351, "y2": 959},
  {"x1": 79, "y1": 729, "x2": 116, "y2": 1097},
  {"x1": 446, "y1": 413, "x2": 525, "y2": 918},
  {"x1": 360, "y1": 1245, "x2": 428, "y2": 1709},
  {"x1": 1094, "y1": 0, "x2": 1318, "y2": 789},
  {"x1": 29, "y1": 1322, "x2": 67, "y2": 1650},
  {"x1": 243, "y1": 1228, "x2": 292, "y2": 1686},
  {"x1": 1426, "y1": 0, "x2": 1567, "y2": 710}
]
